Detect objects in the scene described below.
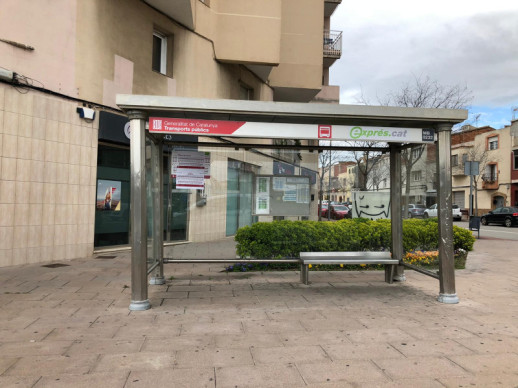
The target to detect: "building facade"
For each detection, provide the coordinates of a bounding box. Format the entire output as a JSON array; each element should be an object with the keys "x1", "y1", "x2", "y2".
[
  {"x1": 451, "y1": 126, "x2": 512, "y2": 215},
  {"x1": 0, "y1": 0, "x2": 342, "y2": 266}
]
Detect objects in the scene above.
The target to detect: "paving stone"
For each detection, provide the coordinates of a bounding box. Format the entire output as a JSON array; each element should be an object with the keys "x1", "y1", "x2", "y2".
[
  {"x1": 125, "y1": 368, "x2": 215, "y2": 387},
  {"x1": 3, "y1": 354, "x2": 98, "y2": 377},
  {"x1": 438, "y1": 373, "x2": 518, "y2": 387},
  {"x1": 252, "y1": 345, "x2": 330, "y2": 364},
  {"x1": 141, "y1": 335, "x2": 216, "y2": 352},
  {"x1": 389, "y1": 339, "x2": 476, "y2": 357},
  {"x1": 92, "y1": 352, "x2": 176, "y2": 373},
  {"x1": 373, "y1": 356, "x2": 470, "y2": 379},
  {"x1": 323, "y1": 342, "x2": 404, "y2": 360},
  {"x1": 0, "y1": 376, "x2": 41, "y2": 388},
  {"x1": 0, "y1": 341, "x2": 73, "y2": 357},
  {"x1": 243, "y1": 319, "x2": 305, "y2": 334},
  {"x1": 174, "y1": 347, "x2": 254, "y2": 368},
  {"x1": 34, "y1": 372, "x2": 129, "y2": 388},
  {"x1": 215, "y1": 364, "x2": 305, "y2": 388},
  {"x1": 297, "y1": 359, "x2": 389, "y2": 385},
  {"x1": 448, "y1": 353, "x2": 518, "y2": 375},
  {"x1": 65, "y1": 339, "x2": 144, "y2": 356}
]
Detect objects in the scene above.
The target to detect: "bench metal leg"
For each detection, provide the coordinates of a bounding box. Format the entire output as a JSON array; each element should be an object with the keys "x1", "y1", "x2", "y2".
[
  {"x1": 385, "y1": 264, "x2": 395, "y2": 284},
  {"x1": 300, "y1": 264, "x2": 309, "y2": 285}
]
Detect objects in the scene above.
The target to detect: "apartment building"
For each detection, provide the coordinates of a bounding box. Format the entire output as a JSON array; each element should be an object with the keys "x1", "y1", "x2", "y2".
[
  {"x1": 0, "y1": 0, "x2": 342, "y2": 267},
  {"x1": 451, "y1": 125, "x2": 512, "y2": 215}
]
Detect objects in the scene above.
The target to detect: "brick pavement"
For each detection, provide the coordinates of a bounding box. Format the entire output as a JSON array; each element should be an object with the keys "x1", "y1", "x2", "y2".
[{"x1": 0, "y1": 237, "x2": 517, "y2": 387}]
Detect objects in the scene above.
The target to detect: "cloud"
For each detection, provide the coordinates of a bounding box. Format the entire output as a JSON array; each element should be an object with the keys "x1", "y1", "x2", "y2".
[{"x1": 331, "y1": 4, "x2": 518, "y2": 112}]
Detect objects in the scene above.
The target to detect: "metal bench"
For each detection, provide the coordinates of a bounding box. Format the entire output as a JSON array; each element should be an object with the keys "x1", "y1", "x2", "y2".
[{"x1": 299, "y1": 251, "x2": 399, "y2": 285}]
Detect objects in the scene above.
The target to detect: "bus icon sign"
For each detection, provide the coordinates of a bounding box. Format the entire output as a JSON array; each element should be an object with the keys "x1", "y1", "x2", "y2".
[{"x1": 318, "y1": 125, "x2": 332, "y2": 139}]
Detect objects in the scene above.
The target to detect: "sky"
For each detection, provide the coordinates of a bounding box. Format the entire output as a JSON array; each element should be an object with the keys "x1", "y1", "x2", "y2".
[{"x1": 330, "y1": 1, "x2": 518, "y2": 129}]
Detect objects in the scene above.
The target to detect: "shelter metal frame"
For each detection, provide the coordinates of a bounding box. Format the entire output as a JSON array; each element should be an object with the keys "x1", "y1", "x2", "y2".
[{"x1": 116, "y1": 95, "x2": 467, "y2": 311}]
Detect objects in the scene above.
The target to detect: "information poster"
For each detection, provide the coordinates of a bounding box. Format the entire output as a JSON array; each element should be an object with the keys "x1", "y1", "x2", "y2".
[
  {"x1": 255, "y1": 176, "x2": 270, "y2": 214},
  {"x1": 254, "y1": 175, "x2": 310, "y2": 216},
  {"x1": 171, "y1": 150, "x2": 210, "y2": 190}
]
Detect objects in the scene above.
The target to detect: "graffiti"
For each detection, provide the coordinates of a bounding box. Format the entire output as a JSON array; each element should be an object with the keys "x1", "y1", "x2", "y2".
[{"x1": 352, "y1": 191, "x2": 391, "y2": 220}]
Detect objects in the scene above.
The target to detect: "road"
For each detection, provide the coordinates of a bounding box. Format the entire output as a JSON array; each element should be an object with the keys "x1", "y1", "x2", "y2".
[{"x1": 455, "y1": 220, "x2": 518, "y2": 241}]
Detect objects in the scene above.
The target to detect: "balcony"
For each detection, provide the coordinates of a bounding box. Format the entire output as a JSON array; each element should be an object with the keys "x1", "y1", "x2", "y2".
[
  {"x1": 324, "y1": 0, "x2": 342, "y2": 17},
  {"x1": 482, "y1": 173, "x2": 498, "y2": 190},
  {"x1": 323, "y1": 30, "x2": 342, "y2": 67}
]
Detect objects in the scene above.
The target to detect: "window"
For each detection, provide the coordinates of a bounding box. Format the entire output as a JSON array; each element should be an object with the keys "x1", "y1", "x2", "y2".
[
  {"x1": 152, "y1": 32, "x2": 167, "y2": 74},
  {"x1": 488, "y1": 136, "x2": 498, "y2": 150},
  {"x1": 451, "y1": 154, "x2": 458, "y2": 166},
  {"x1": 239, "y1": 84, "x2": 254, "y2": 100},
  {"x1": 412, "y1": 170, "x2": 422, "y2": 181},
  {"x1": 484, "y1": 164, "x2": 497, "y2": 182},
  {"x1": 514, "y1": 150, "x2": 518, "y2": 170},
  {"x1": 411, "y1": 147, "x2": 421, "y2": 160}
]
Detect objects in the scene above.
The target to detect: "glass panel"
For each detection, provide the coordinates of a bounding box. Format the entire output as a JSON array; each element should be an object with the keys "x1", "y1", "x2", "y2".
[{"x1": 226, "y1": 166, "x2": 239, "y2": 236}]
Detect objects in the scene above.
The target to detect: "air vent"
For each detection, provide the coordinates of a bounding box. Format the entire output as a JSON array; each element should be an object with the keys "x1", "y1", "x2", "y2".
[{"x1": 95, "y1": 255, "x2": 116, "y2": 259}]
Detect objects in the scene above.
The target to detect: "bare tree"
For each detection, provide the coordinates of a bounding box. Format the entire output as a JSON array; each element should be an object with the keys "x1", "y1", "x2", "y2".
[
  {"x1": 368, "y1": 154, "x2": 390, "y2": 191},
  {"x1": 358, "y1": 75, "x2": 473, "y2": 215},
  {"x1": 317, "y1": 145, "x2": 341, "y2": 221},
  {"x1": 347, "y1": 142, "x2": 384, "y2": 191},
  {"x1": 464, "y1": 143, "x2": 495, "y2": 215}
]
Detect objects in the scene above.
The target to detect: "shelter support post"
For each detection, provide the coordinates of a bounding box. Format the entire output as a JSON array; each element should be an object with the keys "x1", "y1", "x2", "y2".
[
  {"x1": 436, "y1": 123, "x2": 459, "y2": 304},
  {"x1": 390, "y1": 145, "x2": 405, "y2": 281},
  {"x1": 128, "y1": 111, "x2": 151, "y2": 311},
  {"x1": 149, "y1": 139, "x2": 165, "y2": 285}
]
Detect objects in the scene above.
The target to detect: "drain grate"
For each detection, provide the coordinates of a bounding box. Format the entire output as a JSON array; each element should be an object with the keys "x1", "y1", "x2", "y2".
[
  {"x1": 95, "y1": 255, "x2": 117, "y2": 259},
  {"x1": 42, "y1": 263, "x2": 70, "y2": 268}
]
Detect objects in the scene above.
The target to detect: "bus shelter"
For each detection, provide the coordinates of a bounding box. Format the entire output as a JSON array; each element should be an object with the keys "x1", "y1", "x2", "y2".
[{"x1": 116, "y1": 95, "x2": 467, "y2": 311}]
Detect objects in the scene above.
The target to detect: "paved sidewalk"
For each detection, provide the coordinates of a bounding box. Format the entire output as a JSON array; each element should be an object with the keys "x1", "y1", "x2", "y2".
[{"x1": 1, "y1": 237, "x2": 518, "y2": 387}]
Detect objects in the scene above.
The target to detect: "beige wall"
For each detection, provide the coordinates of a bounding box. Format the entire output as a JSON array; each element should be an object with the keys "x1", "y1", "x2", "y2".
[
  {"x1": 0, "y1": 0, "x2": 78, "y2": 98},
  {"x1": 213, "y1": 0, "x2": 281, "y2": 65},
  {"x1": 0, "y1": 84, "x2": 97, "y2": 267},
  {"x1": 269, "y1": 0, "x2": 324, "y2": 99}
]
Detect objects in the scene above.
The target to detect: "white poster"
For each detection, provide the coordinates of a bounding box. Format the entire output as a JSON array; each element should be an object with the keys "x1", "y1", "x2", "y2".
[
  {"x1": 171, "y1": 150, "x2": 210, "y2": 179},
  {"x1": 176, "y1": 167, "x2": 205, "y2": 189},
  {"x1": 255, "y1": 176, "x2": 270, "y2": 214}
]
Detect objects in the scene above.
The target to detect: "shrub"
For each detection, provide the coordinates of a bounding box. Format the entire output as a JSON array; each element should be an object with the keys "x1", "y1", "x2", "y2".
[{"x1": 235, "y1": 218, "x2": 475, "y2": 259}]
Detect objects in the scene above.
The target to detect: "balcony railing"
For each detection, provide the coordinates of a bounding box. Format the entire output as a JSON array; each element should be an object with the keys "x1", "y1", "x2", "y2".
[
  {"x1": 323, "y1": 30, "x2": 342, "y2": 57},
  {"x1": 482, "y1": 172, "x2": 498, "y2": 189},
  {"x1": 482, "y1": 173, "x2": 498, "y2": 183}
]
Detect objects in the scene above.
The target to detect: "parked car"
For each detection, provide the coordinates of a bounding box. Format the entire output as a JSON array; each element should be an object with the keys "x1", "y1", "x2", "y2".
[
  {"x1": 423, "y1": 204, "x2": 462, "y2": 221},
  {"x1": 329, "y1": 204, "x2": 351, "y2": 220},
  {"x1": 480, "y1": 207, "x2": 518, "y2": 227},
  {"x1": 318, "y1": 203, "x2": 329, "y2": 218},
  {"x1": 404, "y1": 204, "x2": 426, "y2": 218}
]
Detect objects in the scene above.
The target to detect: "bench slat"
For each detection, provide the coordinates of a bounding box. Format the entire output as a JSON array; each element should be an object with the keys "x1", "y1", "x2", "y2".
[
  {"x1": 301, "y1": 259, "x2": 398, "y2": 265},
  {"x1": 299, "y1": 251, "x2": 398, "y2": 285},
  {"x1": 300, "y1": 252, "x2": 392, "y2": 260}
]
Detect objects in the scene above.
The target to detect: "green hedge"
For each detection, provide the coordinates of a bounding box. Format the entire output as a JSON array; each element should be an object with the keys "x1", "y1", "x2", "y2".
[{"x1": 235, "y1": 218, "x2": 475, "y2": 259}]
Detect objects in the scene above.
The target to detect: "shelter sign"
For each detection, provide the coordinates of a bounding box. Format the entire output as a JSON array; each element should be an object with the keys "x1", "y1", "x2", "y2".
[
  {"x1": 149, "y1": 118, "x2": 435, "y2": 144},
  {"x1": 254, "y1": 175, "x2": 310, "y2": 216}
]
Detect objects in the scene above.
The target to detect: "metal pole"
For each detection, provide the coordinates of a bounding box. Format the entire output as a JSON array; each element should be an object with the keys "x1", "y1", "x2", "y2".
[
  {"x1": 469, "y1": 172, "x2": 473, "y2": 219},
  {"x1": 436, "y1": 123, "x2": 459, "y2": 304},
  {"x1": 328, "y1": 146, "x2": 331, "y2": 220},
  {"x1": 390, "y1": 145, "x2": 405, "y2": 281},
  {"x1": 149, "y1": 140, "x2": 165, "y2": 285},
  {"x1": 128, "y1": 111, "x2": 151, "y2": 311}
]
